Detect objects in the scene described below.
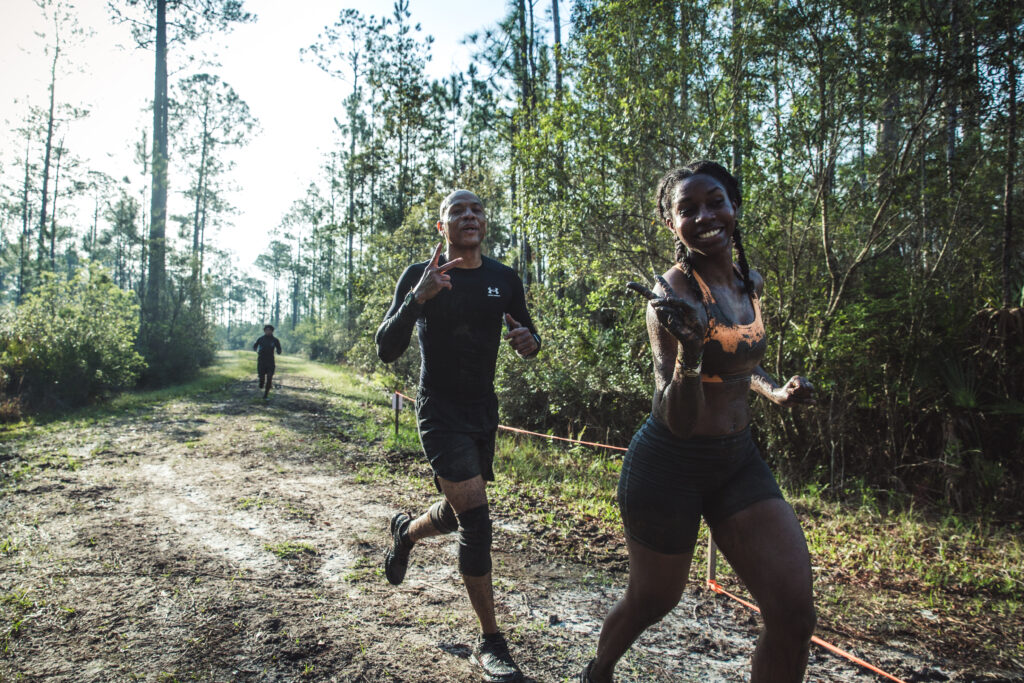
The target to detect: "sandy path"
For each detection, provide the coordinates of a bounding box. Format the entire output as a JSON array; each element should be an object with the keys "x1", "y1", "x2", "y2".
[{"x1": 0, "y1": 366, "x2": 946, "y2": 682}]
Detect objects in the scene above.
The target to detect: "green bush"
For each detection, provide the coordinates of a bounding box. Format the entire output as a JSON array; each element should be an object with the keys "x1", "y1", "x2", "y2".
[
  {"x1": 495, "y1": 281, "x2": 651, "y2": 443},
  {"x1": 137, "y1": 293, "x2": 216, "y2": 386},
  {"x1": 0, "y1": 266, "x2": 147, "y2": 406}
]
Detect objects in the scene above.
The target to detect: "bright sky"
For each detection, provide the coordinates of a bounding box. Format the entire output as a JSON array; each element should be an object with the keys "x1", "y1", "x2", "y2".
[{"x1": 0, "y1": 0, "x2": 539, "y2": 270}]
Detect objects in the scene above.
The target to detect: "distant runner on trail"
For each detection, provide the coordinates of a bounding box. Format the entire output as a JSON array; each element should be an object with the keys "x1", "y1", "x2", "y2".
[
  {"x1": 582, "y1": 161, "x2": 817, "y2": 683},
  {"x1": 375, "y1": 189, "x2": 540, "y2": 683},
  {"x1": 253, "y1": 325, "x2": 282, "y2": 399}
]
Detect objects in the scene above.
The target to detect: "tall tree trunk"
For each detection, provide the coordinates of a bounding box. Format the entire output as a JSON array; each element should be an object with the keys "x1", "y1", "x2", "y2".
[
  {"x1": 854, "y1": 12, "x2": 866, "y2": 187},
  {"x1": 199, "y1": 183, "x2": 208, "y2": 289},
  {"x1": 552, "y1": 0, "x2": 565, "y2": 196},
  {"x1": 552, "y1": 0, "x2": 562, "y2": 100},
  {"x1": 90, "y1": 183, "x2": 100, "y2": 257},
  {"x1": 817, "y1": 46, "x2": 837, "y2": 317},
  {"x1": 49, "y1": 138, "x2": 65, "y2": 269},
  {"x1": 945, "y1": 0, "x2": 961, "y2": 189},
  {"x1": 191, "y1": 97, "x2": 211, "y2": 292},
  {"x1": 1002, "y1": 26, "x2": 1018, "y2": 308},
  {"x1": 38, "y1": 32, "x2": 60, "y2": 272},
  {"x1": 345, "y1": 62, "x2": 359, "y2": 331},
  {"x1": 514, "y1": 0, "x2": 534, "y2": 286},
  {"x1": 515, "y1": 0, "x2": 533, "y2": 114},
  {"x1": 878, "y1": 0, "x2": 901, "y2": 185},
  {"x1": 291, "y1": 253, "x2": 300, "y2": 330},
  {"x1": 18, "y1": 137, "x2": 32, "y2": 303},
  {"x1": 730, "y1": 0, "x2": 745, "y2": 189},
  {"x1": 678, "y1": 4, "x2": 691, "y2": 163},
  {"x1": 526, "y1": 0, "x2": 537, "y2": 109},
  {"x1": 273, "y1": 289, "x2": 280, "y2": 330},
  {"x1": 118, "y1": 225, "x2": 126, "y2": 286},
  {"x1": 138, "y1": 186, "x2": 148, "y2": 303},
  {"x1": 145, "y1": 0, "x2": 169, "y2": 329},
  {"x1": 962, "y1": 5, "x2": 982, "y2": 150}
]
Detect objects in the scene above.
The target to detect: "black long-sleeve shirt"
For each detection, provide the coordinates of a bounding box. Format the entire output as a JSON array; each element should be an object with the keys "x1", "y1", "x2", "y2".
[
  {"x1": 253, "y1": 335, "x2": 282, "y2": 362},
  {"x1": 375, "y1": 255, "x2": 539, "y2": 401}
]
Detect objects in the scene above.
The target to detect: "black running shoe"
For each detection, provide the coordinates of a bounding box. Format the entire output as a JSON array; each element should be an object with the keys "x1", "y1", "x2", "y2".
[
  {"x1": 384, "y1": 512, "x2": 412, "y2": 585},
  {"x1": 472, "y1": 632, "x2": 522, "y2": 683},
  {"x1": 580, "y1": 659, "x2": 596, "y2": 682}
]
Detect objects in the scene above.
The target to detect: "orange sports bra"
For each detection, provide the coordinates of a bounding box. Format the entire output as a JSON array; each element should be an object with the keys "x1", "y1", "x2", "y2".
[{"x1": 685, "y1": 266, "x2": 767, "y2": 384}]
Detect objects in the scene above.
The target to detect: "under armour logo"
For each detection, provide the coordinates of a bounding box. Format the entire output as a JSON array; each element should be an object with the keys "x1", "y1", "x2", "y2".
[{"x1": 487, "y1": 287, "x2": 500, "y2": 297}]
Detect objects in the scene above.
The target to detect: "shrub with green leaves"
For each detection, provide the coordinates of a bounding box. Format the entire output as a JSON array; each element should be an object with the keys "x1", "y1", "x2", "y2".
[{"x1": 0, "y1": 266, "x2": 147, "y2": 406}]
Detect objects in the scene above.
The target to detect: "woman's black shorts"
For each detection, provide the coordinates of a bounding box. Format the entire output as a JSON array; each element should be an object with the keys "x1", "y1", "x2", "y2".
[
  {"x1": 618, "y1": 416, "x2": 784, "y2": 555},
  {"x1": 415, "y1": 390, "x2": 498, "y2": 485}
]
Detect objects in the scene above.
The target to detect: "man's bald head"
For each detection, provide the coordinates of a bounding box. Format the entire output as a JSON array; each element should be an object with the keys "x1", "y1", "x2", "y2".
[{"x1": 439, "y1": 189, "x2": 483, "y2": 221}]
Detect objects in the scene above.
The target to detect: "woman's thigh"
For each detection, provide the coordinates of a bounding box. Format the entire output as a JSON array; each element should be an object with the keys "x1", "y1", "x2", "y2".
[
  {"x1": 710, "y1": 498, "x2": 813, "y2": 617},
  {"x1": 623, "y1": 537, "x2": 694, "y2": 611}
]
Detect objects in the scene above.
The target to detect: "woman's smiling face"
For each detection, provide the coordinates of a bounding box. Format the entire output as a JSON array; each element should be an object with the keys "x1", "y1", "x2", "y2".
[{"x1": 666, "y1": 173, "x2": 738, "y2": 257}]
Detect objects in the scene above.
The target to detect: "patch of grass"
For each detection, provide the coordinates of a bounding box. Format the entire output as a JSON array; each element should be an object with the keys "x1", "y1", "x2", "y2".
[
  {"x1": 498, "y1": 436, "x2": 622, "y2": 525},
  {"x1": 0, "y1": 537, "x2": 19, "y2": 556},
  {"x1": 235, "y1": 496, "x2": 270, "y2": 511},
  {"x1": 282, "y1": 501, "x2": 314, "y2": 522},
  {"x1": 354, "y1": 463, "x2": 392, "y2": 484},
  {"x1": 342, "y1": 556, "x2": 380, "y2": 583},
  {"x1": 1, "y1": 589, "x2": 34, "y2": 610},
  {"x1": 1, "y1": 588, "x2": 37, "y2": 654},
  {"x1": 264, "y1": 541, "x2": 317, "y2": 559},
  {"x1": 287, "y1": 358, "x2": 382, "y2": 404},
  {"x1": 281, "y1": 357, "x2": 424, "y2": 453},
  {"x1": 0, "y1": 350, "x2": 253, "y2": 439}
]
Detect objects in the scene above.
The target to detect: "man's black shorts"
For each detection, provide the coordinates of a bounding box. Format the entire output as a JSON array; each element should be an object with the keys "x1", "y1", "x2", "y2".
[
  {"x1": 416, "y1": 390, "x2": 498, "y2": 485},
  {"x1": 257, "y1": 360, "x2": 275, "y2": 377}
]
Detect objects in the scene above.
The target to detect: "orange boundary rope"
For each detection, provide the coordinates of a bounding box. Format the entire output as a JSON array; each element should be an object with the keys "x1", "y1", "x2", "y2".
[
  {"x1": 391, "y1": 389, "x2": 911, "y2": 683},
  {"x1": 706, "y1": 580, "x2": 909, "y2": 683},
  {"x1": 393, "y1": 391, "x2": 627, "y2": 452}
]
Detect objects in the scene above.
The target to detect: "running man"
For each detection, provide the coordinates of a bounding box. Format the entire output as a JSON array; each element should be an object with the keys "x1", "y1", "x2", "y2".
[
  {"x1": 375, "y1": 189, "x2": 541, "y2": 683},
  {"x1": 253, "y1": 324, "x2": 282, "y2": 399}
]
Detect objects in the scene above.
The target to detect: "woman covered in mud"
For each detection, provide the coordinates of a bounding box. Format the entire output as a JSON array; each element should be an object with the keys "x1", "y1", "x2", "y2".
[{"x1": 582, "y1": 161, "x2": 817, "y2": 683}]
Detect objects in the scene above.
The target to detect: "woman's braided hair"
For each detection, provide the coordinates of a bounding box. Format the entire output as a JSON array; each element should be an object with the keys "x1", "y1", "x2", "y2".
[{"x1": 655, "y1": 161, "x2": 754, "y2": 300}]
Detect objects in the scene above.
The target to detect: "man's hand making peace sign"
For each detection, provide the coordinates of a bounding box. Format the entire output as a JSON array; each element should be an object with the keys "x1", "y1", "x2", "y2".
[{"x1": 412, "y1": 242, "x2": 464, "y2": 304}]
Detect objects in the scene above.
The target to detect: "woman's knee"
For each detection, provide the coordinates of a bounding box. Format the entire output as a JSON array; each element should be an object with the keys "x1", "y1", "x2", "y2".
[
  {"x1": 762, "y1": 597, "x2": 816, "y2": 642},
  {"x1": 623, "y1": 583, "x2": 683, "y2": 626}
]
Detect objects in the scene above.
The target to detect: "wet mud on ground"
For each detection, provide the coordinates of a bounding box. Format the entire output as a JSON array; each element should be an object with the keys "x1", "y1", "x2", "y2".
[{"x1": 0, "y1": 370, "x2": 1003, "y2": 681}]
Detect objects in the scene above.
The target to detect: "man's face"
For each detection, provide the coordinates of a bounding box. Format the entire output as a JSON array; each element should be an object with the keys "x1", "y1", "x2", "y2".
[
  {"x1": 437, "y1": 190, "x2": 487, "y2": 249},
  {"x1": 264, "y1": 328, "x2": 273, "y2": 336}
]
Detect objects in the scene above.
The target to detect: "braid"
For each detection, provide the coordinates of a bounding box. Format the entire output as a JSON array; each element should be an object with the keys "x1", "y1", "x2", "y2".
[
  {"x1": 731, "y1": 227, "x2": 755, "y2": 297},
  {"x1": 671, "y1": 235, "x2": 706, "y2": 306},
  {"x1": 672, "y1": 234, "x2": 686, "y2": 264}
]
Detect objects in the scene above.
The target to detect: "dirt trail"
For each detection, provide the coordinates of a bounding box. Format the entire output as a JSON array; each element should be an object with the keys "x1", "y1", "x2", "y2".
[{"x1": 0, "y1": 364, "x2": 965, "y2": 681}]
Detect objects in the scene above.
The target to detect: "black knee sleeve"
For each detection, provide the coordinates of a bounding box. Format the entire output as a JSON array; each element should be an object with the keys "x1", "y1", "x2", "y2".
[
  {"x1": 428, "y1": 499, "x2": 458, "y2": 535},
  {"x1": 456, "y1": 504, "x2": 492, "y2": 577}
]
